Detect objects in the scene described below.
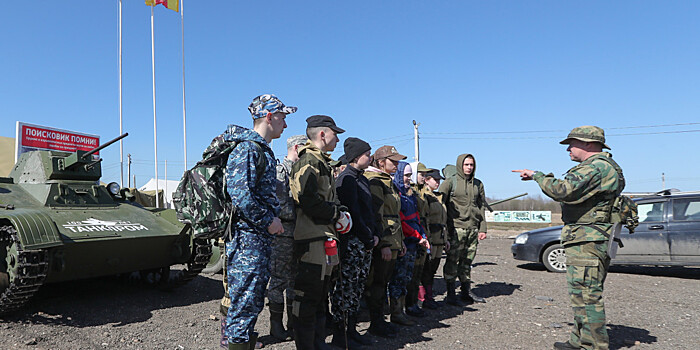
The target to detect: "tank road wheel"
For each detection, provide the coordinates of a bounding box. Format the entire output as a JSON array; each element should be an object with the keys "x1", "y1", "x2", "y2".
[
  {"x1": 542, "y1": 244, "x2": 567, "y2": 273},
  {"x1": 126, "y1": 238, "x2": 211, "y2": 289},
  {"x1": 138, "y1": 266, "x2": 171, "y2": 287},
  {"x1": 0, "y1": 224, "x2": 49, "y2": 315},
  {"x1": 164, "y1": 238, "x2": 213, "y2": 288}
]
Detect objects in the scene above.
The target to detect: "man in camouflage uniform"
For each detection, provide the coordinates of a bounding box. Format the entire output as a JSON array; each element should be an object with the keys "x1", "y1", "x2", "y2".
[
  {"x1": 267, "y1": 134, "x2": 307, "y2": 341},
  {"x1": 439, "y1": 153, "x2": 487, "y2": 306},
  {"x1": 289, "y1": 115, "x2": 347, "y2": 350},
  {"x1": 221, "y1": 94, "x2": 294, "y2": 350},
  {"x1": 513, "y1": 125, "x2": 625, "y2": 350}
]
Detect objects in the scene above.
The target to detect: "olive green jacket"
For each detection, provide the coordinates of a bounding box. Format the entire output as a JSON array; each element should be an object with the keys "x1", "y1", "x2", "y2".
[
  {"x1": 438, "y1": 153, "x2": 487, "y2": 233},
  {"x1": 365, "y1": 167, "x2": 403, "y2": 251},
  {"x1": 289, "y1": 141, "x2": 341, "y2": 243},
  {"x1": 413, "y1": 183, "x2": 430, "y2": 233},
  {"x1": 422, "y1": 187, "x2": 447, "y2": 246}
]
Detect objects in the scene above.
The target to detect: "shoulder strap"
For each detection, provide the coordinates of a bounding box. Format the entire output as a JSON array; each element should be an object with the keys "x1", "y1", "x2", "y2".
[
  {"x1": 590, "y1": 154, "x2": 625, "y2": 195},
  {"x1": 249, "y1": 141, "x2": 268, "y2": 181}
]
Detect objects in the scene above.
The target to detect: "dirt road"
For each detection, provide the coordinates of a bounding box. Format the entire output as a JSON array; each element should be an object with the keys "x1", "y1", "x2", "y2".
[{"x1": 2, "y1": 236, "x2": 699, "y2": 349}]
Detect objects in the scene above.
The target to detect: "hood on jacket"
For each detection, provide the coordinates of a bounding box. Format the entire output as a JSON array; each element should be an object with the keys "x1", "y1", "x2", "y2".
[
  {"x1": 409, "y1": 161, "x2": 419, "y2": 184},
  {"x1": 455, "y1": 153, "x2": 476, "y2": 180},
  {"x1": 297, "y1": 140, "x2": 332, "y2": 161},
  {"x1": 392, "y1": 161, "x2": 411, "y2": 194},
  {"x1": 223, "y1": 124, "x2": 271, "y2": 150}
]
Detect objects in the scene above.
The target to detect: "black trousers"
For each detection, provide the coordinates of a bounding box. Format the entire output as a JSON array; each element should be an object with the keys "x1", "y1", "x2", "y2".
[{"x1": 366, "y1": 248, "x2": 397, "y2": 318}]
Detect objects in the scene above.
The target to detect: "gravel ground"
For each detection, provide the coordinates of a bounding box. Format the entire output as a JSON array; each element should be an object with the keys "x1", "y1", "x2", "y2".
[{"x1": 2, "y1": 235, "x2": 700, "y2": 350}]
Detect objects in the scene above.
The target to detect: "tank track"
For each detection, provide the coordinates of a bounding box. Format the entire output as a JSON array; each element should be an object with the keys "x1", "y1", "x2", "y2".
[
  {"x1": 0, "y1": 225, "x2": 49, "y2": 315},
  {"x1": 165, "y1": 237, "x2": 212, "y2": 288}
]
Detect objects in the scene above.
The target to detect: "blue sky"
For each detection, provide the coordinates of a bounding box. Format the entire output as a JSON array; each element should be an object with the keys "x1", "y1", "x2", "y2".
[{"x1": 1, "y1": 1, "x2": 699, "y2": 198}]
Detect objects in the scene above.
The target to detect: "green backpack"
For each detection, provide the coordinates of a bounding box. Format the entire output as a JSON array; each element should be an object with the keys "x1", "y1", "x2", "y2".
[{"x1": 173, "y1": 134, "x2": 267, "y2": 239}]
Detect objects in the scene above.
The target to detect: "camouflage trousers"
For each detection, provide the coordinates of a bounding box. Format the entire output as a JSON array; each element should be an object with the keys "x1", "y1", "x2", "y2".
[
  {"x1": 406, "y1": 247, "x2": 427, "y2": 307},
  {"x1": 330, "y1": 236, "x2": 371, "y2": 323},
  {"x1": 565, "y1": 240, "x2": 611, "y2": 350},
  {"x1": 388, "y1": 244, "x2": 418, "y2": 298},
  {"x1": 444, "y1": 227, "x2": 479, "y2": 283},
  {"x1": 267, "y1": 233, "x2": 296, "y2": 304},
  {"x1": 222, "y1": 228, "x2": 273, "y2": 344}
]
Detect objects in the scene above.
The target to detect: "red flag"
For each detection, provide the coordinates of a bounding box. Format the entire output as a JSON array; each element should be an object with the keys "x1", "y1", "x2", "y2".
[{"x1": 145, "y1": 0, "x2": 179, "y2": 12}]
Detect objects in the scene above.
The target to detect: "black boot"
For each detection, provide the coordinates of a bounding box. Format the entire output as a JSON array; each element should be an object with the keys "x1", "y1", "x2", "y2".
[
  {"x1": 461, "y1": 281, "x2": 485, "y2": 304},
  {"x1": 368, "y1": 311, "x2": 396, "y2": 339},
  {"x1": 286, "y1": 300, "x2": 295, "y2": 340},
  {"x1": 330, "y1": 319, "x2": 364, "y2": 349},
  {"x1": 293, "y1": 317, "x2": 316, "y2": 350},
  {"x1": 315, "y1": 312, "x2": 332, "y2": 350},
  {"x1": 347, "y1": 314, "x2": 372, "y2": 346},
  {"x1": 389, "y1": 297, "x2": 415, "y2": 326},
  {"x1": 268, "y1": 302, "x2": 289, "y2": 340},
  {"x1": 444, "y1": 280, "x2": 462, "y2": 306},
  {"x1": 553, "y1": 341, "x2": 580, "y2": 349},
  {"x1": 227, "y1": 331, "x2": 258, "y2": 350}
]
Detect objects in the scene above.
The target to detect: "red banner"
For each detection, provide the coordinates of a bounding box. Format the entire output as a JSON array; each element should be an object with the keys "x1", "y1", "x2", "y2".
[{"x1": 18, "y1": 123, "x2": 100, "y2": 156}]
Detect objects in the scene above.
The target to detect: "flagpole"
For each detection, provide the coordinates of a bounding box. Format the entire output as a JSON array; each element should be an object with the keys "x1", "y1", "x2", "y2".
[
  {"x1": 181, "y1": 0, "x2": 187, "y2": 171},
  {"x1": 118, "y1": 0, "x2": 124, "y2": 188},
  {"x1": 151, "y1": 5, "x2": 160, "y2": 208}
]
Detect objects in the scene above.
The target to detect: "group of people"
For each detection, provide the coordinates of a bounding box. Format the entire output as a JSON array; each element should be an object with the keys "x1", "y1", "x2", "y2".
[{"x1": 220, "y1": 93, "x2": 625, "y2": 350}]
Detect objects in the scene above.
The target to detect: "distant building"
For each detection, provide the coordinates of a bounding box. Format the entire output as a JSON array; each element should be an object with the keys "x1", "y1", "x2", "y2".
[{"x1": 0, "y1": 136, "x2": 15, "y2": 177}]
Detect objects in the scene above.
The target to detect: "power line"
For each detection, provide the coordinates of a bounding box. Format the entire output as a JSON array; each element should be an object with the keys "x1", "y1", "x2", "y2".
[
  {"x1": 422, "y1": 122, "x2": 700, "y2": 136},
  {"x1": 421, "y1": 129, "x2": 700, "y2": 140},
  {"x1": 369, "y1": 134, "x2": 413, "y2": 143}
]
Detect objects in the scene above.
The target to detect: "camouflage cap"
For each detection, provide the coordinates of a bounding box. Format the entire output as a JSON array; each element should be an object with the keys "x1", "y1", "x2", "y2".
[
  {"x1": 248, "y1": 94, "x2": 297, "y2": 119},
  {"x1": 560, "y1": 125, "x2": 610, "y2": 150},
  {"x1": 286, "y1": 135, "x2": 308, "y2": 150}
]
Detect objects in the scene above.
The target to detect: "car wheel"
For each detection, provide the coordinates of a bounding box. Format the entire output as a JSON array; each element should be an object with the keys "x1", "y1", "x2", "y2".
[{"x1": 542, "y1": 244, "x2": 566, "y2": 273}]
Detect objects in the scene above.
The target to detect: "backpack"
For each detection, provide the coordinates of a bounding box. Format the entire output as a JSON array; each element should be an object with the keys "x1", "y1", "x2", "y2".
[
  {"x1": 591, "y1": 155, "x2": 640, "y2": 234},
  {"x1": 610, "y1": 195, "x2": 639, "y2": 233},
  {"x1": 173, "y1": 134, "x2": 267, "y2": 239}
]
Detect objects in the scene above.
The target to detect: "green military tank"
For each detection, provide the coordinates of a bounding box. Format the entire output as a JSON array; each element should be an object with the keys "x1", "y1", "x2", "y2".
[{"x1": 0, "y1": 133, "x2": 212, "y2": 315}]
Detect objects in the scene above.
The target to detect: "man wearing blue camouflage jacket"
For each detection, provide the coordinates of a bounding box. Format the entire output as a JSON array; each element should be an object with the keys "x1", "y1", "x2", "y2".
[{"x1": 222, "y1": 94, "x2": 296, "y2": 350}]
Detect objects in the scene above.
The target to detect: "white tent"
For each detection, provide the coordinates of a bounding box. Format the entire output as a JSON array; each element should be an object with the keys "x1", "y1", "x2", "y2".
[{"x1": 139, "y1": 178, "x2": 180, "y2": 209}]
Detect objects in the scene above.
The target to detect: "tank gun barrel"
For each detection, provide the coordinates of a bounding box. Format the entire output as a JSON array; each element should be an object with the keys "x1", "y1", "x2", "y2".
[
  {"x1": 82, "y1": 132, "x2": 129, "y2": 160},
  {"x1": 485, "y1": 192, "x2": 528, "y2": 212},
  {"x1": 85, "y1": 158, "x2": 103, "y2": 171}
]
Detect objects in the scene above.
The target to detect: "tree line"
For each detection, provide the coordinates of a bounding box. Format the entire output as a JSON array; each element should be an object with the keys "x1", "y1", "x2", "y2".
[{"x1": 486, "y1": 194, "x2": 561, "y2": 213}]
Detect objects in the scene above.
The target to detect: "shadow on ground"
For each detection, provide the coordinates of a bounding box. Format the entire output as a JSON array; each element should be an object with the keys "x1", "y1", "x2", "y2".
[
  {"x1": 608, "y1": 323, "x2": 657, "y2": 349},
  {"x1": 472, "y1": 281, "x2": 521, "y2": 298},
  {"x1": 517, "y1": 262, "x2": 551, "y2": 272},
  {"x1": 0, "y1": 271, "x2": 223, "y2": 327}
]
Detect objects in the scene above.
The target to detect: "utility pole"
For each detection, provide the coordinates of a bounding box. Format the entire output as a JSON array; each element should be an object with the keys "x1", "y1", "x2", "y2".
[
  {"x1": 662, "y1": 172, "x2": 665, "y2": 190},
  {"x1": 127, "y1": 154, "x2": 132, "y2": 188},
  {"x1": 412, "y1": 120, "x2": 420, "y2": 162},
  {"x1": 164, "y1": 159, "x2": 168, "y2": 208}
]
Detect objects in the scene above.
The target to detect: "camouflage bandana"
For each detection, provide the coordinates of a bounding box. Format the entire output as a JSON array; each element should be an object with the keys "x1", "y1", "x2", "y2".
[
  {"x1": 248, "y1": 94, "x2": 298, "y2": 119},
  {"x1": 560, "y1": 125, "x2": 610, "y2": 149}
]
